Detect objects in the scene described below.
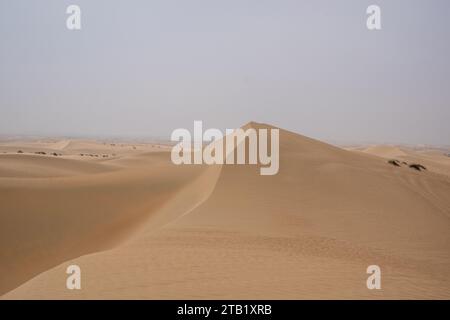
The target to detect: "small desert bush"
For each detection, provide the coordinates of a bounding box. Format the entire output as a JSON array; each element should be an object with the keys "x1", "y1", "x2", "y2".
[
  {"x1": 409, "y1": 163, "x2": 427, "y2": 171},
  {"x1": 388, "y1": 159, "x2": 401, "y2": 167}
]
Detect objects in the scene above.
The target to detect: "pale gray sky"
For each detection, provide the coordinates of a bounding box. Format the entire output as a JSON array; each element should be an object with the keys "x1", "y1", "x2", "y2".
[{"x1": 1, "y1": 0, "x2": 449, "y2": 144}]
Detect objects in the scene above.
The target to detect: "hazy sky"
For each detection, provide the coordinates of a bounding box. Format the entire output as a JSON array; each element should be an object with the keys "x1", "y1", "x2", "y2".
[{"x1": 1, "y1": 0, "x2": 449, "y2": 144}]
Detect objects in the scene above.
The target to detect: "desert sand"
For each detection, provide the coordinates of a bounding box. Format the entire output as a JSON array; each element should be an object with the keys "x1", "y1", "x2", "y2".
[{"x1": 1, "y1": 122, "x2": 449, "y2": 299}]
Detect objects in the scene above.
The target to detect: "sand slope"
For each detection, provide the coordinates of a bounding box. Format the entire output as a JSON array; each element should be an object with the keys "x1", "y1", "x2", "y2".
[
  {"x1": 1, "y1": 123, "x2": 450, "y2": 299},
  {"x1": 359, "y1": 145, "x2": 450, "y2": 177},
  {"x1": 0, "y1": 150, "x2": 221, "y2": 296}
]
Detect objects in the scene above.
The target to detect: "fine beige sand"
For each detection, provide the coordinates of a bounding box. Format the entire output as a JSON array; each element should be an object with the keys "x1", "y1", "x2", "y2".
[{"x1": 1, "y1": 123, "x2": 449, "y2": 299}]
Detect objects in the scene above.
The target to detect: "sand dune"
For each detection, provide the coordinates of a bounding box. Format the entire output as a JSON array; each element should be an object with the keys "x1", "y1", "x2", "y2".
[
  {"x1": 361, "y1": 145, "x2": 408, "y2": 159},
  {"x1": 0, "y1": 154, "x2": 117, "y2": 178},
  {"x1": 1, "y1": 123, "x2": 449, "y2": 299},
  {"x1": 0, "y1": 150, "x2": 220, "y2": 296},
  {"x1": 357, "y1": 145, "x2": 450, "y2": 177}
]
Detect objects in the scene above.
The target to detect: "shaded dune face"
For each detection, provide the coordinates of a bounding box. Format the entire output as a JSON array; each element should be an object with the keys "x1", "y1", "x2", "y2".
[
  {"x1": 0, "y1": 151, "x2": 221, "y2": 296},
  {"x1": 1, "y1": 123, "x2": 450, "y2": 299}
]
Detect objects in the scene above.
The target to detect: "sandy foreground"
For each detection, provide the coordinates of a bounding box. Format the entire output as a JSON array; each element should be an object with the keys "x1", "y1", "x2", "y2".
[{"x1": 0, "y1": 123, "x2": 449, "y2": 299}]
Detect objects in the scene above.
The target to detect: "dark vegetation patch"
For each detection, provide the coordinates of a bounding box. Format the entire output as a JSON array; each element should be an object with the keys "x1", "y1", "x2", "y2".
[
  {"x1": 387, "y1": 160, "x2": 427, "y2": 172},
  {"x1": 388, "y1": 159, "x2": 401, "y2": 167},
  {"x1": 409, "y1": 163, "x2": 427, "y2": 171}
]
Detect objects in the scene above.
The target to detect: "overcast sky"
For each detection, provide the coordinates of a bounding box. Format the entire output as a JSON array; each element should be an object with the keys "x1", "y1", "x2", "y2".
[{"x1": 1, "y1": 0, "x2": 449, "y2": 145}]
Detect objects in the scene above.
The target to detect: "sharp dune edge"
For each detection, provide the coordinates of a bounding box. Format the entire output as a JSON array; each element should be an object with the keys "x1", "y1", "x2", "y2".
[{"x1": 1, "y1": 123, "x2": 449, "y2": 299}]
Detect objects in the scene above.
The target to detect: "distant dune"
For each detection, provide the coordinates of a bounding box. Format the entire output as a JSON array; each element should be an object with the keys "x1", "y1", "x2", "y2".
[
  {"x1": 356, "y1": 144, "x2": 450, "y2": 177},
  {"x1": 1, "y1": 123, "x2": 449, "y2": 299},
  {"x1": 362, "y1": 145, "x2": 408, "y2": 158}
]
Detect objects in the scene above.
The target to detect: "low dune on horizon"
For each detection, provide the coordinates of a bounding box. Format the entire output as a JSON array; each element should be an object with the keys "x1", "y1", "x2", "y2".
[{"x1": 1, "y1": 122, "x2": 449, "y2": 299}]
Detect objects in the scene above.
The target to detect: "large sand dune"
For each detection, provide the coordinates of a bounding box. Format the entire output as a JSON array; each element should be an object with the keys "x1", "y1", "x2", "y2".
[{"x1": 1, "y1": 123, "x2": 449, "y2": 299}]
